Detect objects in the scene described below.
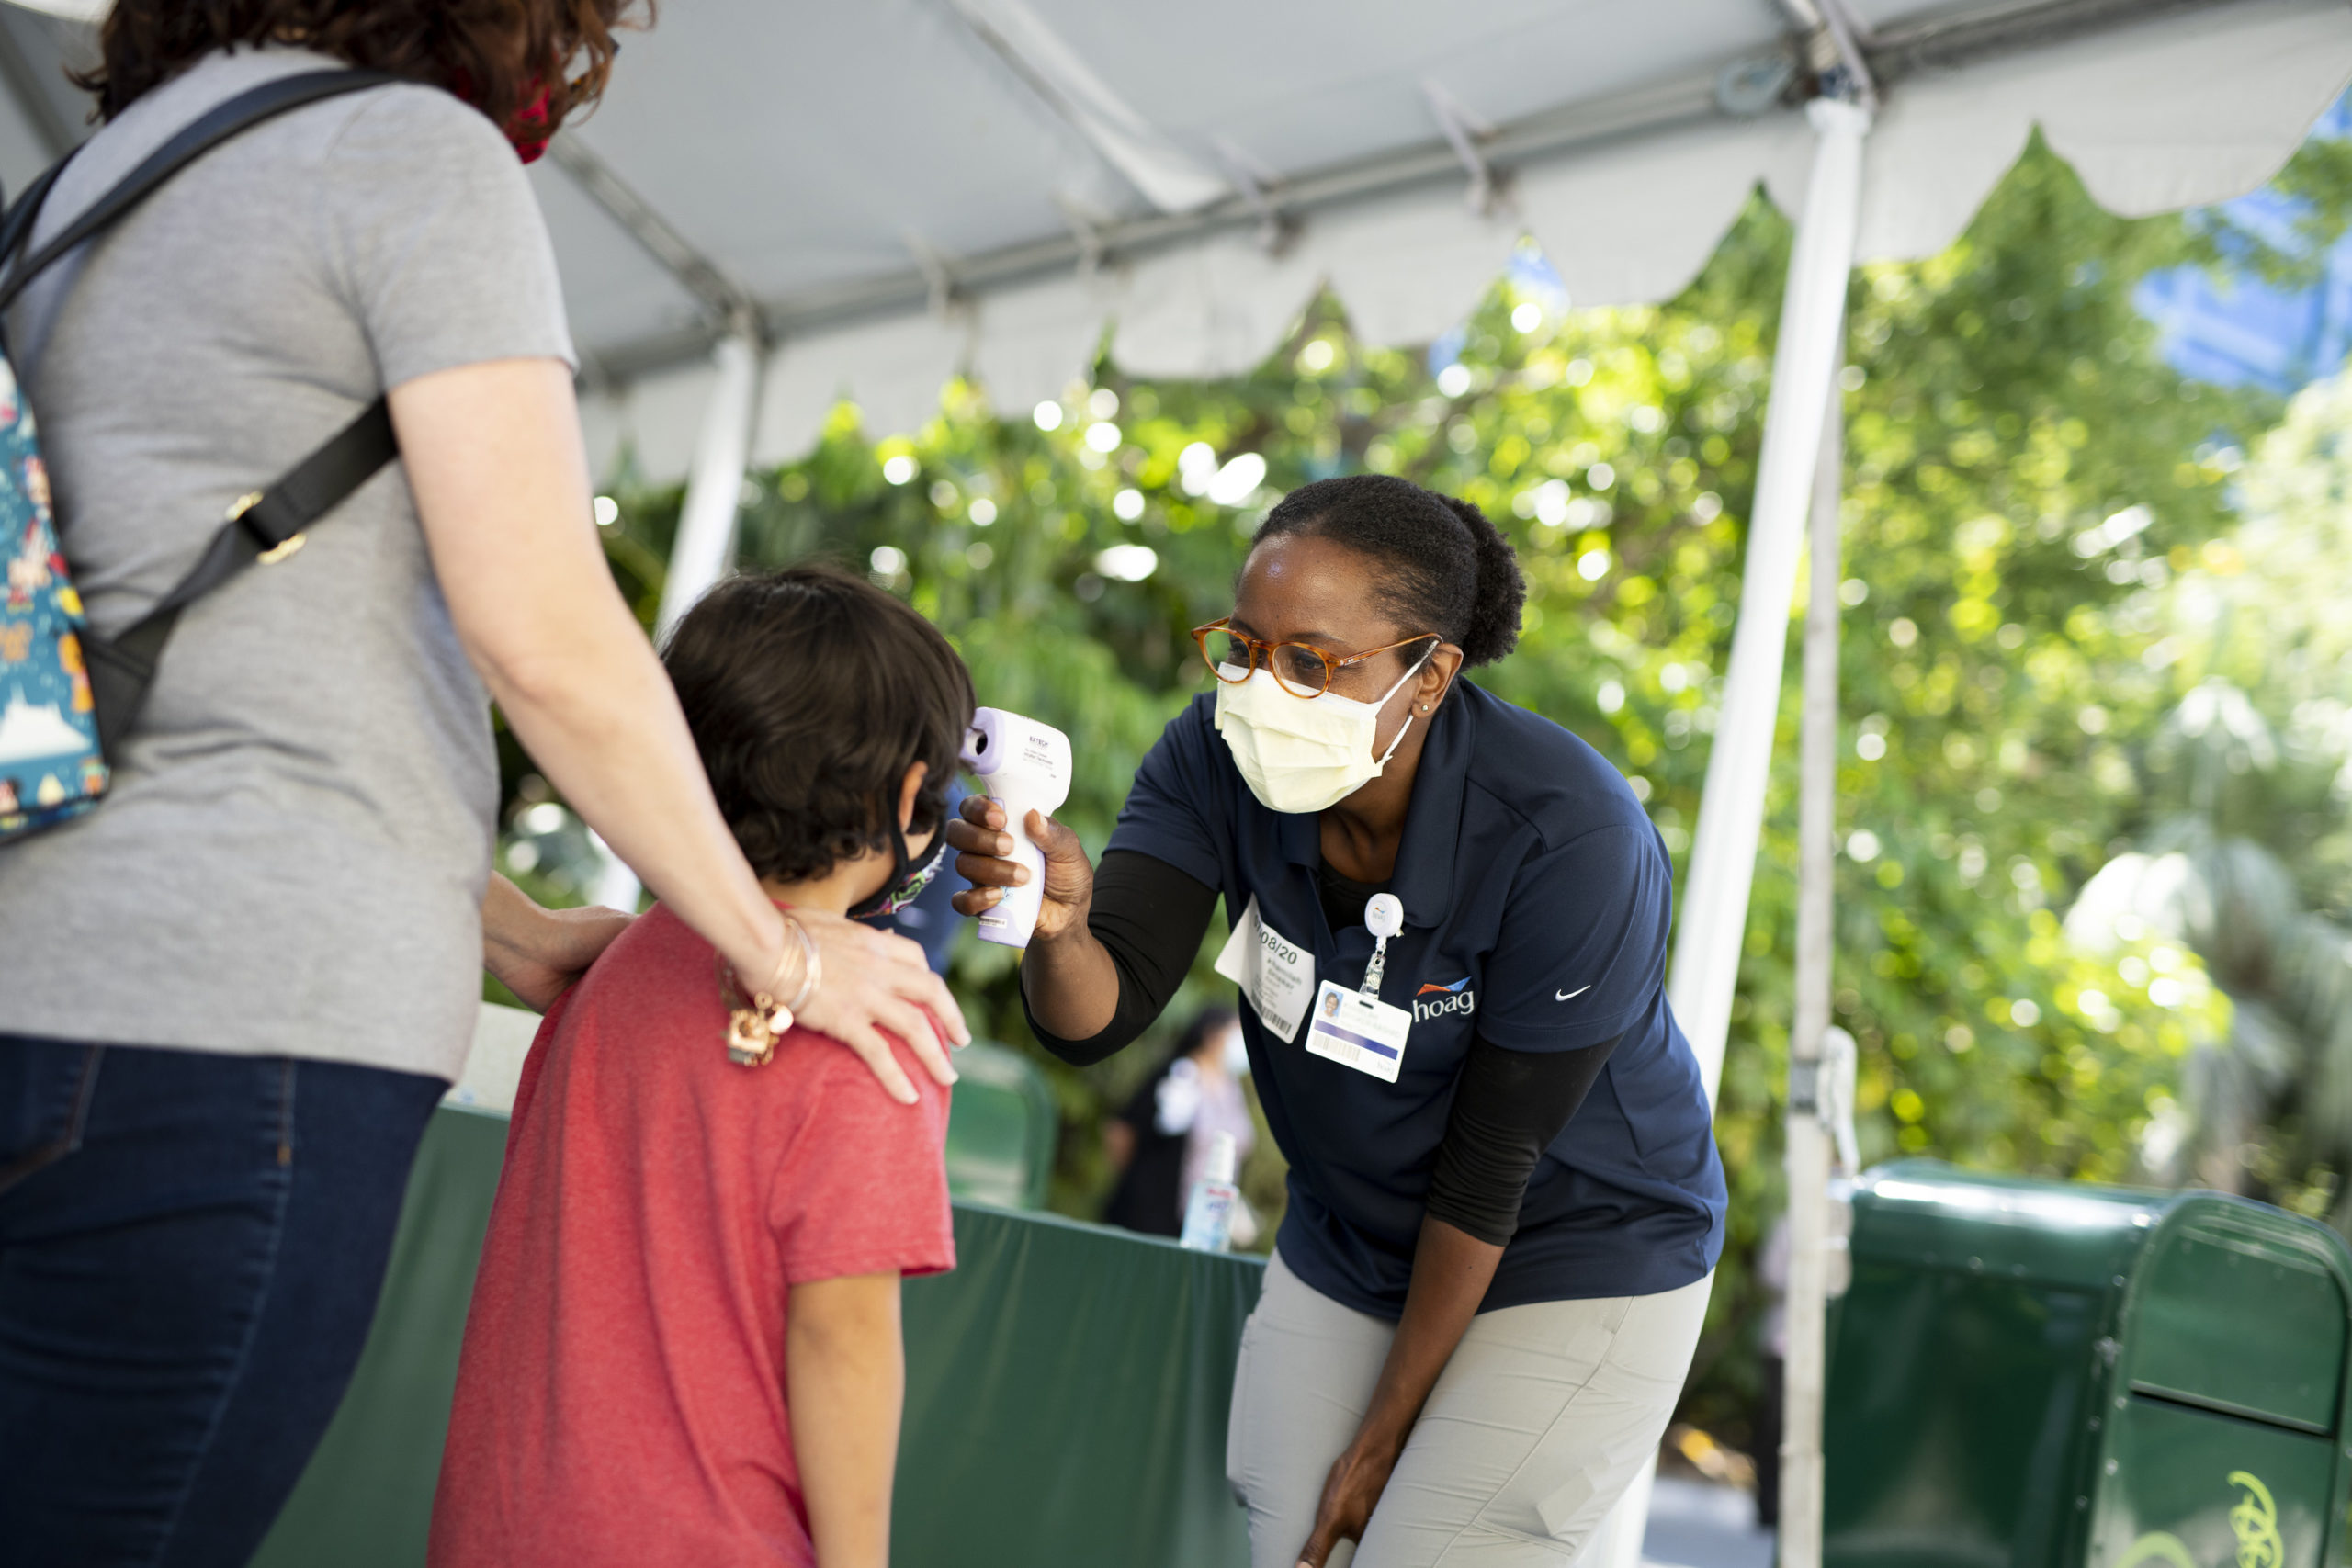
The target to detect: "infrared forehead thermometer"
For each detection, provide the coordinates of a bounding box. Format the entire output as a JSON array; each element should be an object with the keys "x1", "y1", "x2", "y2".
[{"x1": 960, "y1": 707, "x2": 1072, "y2": 949}]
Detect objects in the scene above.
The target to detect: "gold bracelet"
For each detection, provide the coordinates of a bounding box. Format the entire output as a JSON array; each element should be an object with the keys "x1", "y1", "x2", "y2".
[
  {"x1": 719, "y1": 917, "x2": 824, "y2": 1069},
  {"x1": 776, "y1": 911, "x2": 821, "y2": 1014}
]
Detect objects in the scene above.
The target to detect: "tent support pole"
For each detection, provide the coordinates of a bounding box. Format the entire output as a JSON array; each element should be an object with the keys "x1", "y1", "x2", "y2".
[
  {"x1": 1589, "y1": 93, "x2": 1868, "y2": 1568},
  {"x1": 654, "y1": 332, "x2": 765, "y2": 638},
  {"x1": 1668, "y1": 92, "x2": 1868, "y2": 1100},
  {"x1": 1781, "y1": 370, "x2": 1845, "y2": 1568},
  {"x1": 587, "y1": 331, "x2": 764, "y2": 913}
]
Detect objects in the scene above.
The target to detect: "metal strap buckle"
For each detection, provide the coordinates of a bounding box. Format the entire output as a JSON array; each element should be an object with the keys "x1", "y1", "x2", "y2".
[{"x1": 226, "y1": 490, "x2": 305, "y2": 565}]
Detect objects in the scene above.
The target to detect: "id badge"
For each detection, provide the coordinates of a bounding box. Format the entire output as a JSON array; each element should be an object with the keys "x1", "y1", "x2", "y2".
[
  {"x1": 1305, "y1": 979, "x2": 1411, "y2": 1083},
  {"x1": 1213, "y1": 893, "x2": 1316, "y2": 1043}
]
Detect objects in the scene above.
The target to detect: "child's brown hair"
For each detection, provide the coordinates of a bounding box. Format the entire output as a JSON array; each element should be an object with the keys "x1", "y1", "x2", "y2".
[{"x1": 662, "y1": 564, "x2": 975, "y2": 884}]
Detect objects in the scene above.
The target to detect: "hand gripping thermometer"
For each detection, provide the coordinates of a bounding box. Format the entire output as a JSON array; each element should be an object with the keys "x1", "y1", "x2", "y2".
[{"x1": 959, "y1": 707, "x2": 1072, "y2": 948}]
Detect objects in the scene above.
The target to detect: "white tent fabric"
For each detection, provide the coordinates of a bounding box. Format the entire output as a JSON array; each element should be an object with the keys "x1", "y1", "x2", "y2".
[
  {"x1": 547, "y1": 0, "x2": 2352, "y2": 481},
  {"x1": 6, "y1": 2, "x2": 2331, "y2": 474},
  {"x1": 1845, "y1": 0, "x2": 2352, "y2": 251},
  {"x1": 0, "y1": 1, "x2": 2340, "y2": 463}
]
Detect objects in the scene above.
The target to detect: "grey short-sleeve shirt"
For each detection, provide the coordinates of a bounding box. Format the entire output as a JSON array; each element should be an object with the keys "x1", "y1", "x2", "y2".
[{"x1": 0, "y1": 47, "x2": 574, "y2": 1079}]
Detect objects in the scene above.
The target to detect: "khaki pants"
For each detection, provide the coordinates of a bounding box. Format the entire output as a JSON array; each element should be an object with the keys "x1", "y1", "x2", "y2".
[{"x1": 1227, "y1": 1252, "x2": 1710, "y2": 1567}]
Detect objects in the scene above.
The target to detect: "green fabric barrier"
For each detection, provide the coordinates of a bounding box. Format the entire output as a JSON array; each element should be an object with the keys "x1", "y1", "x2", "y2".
[
  {"x1": 897, "y1": 1203, "x2": 1261, "y2": 1567},
  {"x1": 253, "y1": 1105, "x2": 1261, "y2": 1568}
]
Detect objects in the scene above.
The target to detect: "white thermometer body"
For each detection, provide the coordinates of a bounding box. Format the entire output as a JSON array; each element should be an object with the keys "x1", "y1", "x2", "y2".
[{"x1": 959, "y1": 707, "x2": 1072, "y2": 948}]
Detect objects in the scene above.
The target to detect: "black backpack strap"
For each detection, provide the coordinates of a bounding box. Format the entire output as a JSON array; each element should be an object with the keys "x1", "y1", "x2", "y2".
[
  {"x1": 85, "y1": 396, "x2": 397, "y2": 755},
  {"x1": 218, "y1": 396, "x2": 399, "y2": 560},
  {"x1": 0, "y1": 157, "x2": 69, "y2": 275},
  {"x1": 0, "y1": 68, "x2": 397, "y2": 312},
  {"x1": 7, "y1": 67, "x2": 407, "y2": 757}
]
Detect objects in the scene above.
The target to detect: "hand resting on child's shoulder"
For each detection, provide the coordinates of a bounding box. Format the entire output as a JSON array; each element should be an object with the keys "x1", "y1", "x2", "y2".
[
  {"x1": 481, "y1": 874, "x2": 636, "y2": 1012},
  {"x1": 783, "y1": 909, "x2": 962, "y2": 1104},
  {"x1": 479, "y1": 874, "x2": 959, "y2": 1107}
]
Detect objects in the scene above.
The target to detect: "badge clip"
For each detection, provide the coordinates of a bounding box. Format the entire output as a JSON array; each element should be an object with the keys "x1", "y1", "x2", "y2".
[{"x1": 1362, "y1": 893, "x2": 1403, "y2": 997}]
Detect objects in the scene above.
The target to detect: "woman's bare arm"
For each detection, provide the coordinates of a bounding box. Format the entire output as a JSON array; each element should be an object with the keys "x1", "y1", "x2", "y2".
[
  {"x1": 1295, "y1": 1218, "x2": 1503, "y2": 1567},
  {"x1": 392, "y1": 357, "x2": 967, "y2": 1098},
  {"x1": 479, "y1": 872, "x2": 632, "y2": 1011}
]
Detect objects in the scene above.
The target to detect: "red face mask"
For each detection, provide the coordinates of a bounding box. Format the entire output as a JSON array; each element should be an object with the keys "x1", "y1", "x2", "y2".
[
  {"x1": 451, "y1": 68, "x2": 557, "y2": 164},
  {"x1": 507, "y1": 84, "x2": 554, "y2": 164}
]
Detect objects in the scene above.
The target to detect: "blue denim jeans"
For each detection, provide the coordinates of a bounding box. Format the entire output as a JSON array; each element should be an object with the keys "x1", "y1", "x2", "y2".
[{"x1": 0, "y1": 1037, "x2": 443, "y2": 1568}]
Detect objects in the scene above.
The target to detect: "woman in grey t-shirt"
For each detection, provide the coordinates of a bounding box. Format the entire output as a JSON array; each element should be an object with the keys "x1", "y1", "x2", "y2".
[{"x1": 0, "y1": 6, "x2": 966, "y2": 1562}]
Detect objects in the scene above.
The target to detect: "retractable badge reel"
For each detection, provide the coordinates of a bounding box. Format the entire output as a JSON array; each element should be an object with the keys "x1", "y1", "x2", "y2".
[
  {"x1": 1305, "y1": 892, "x2": 1414, "y2": 1084},
  {"x1": 1361, "y1": 893, "x2": 1404, "y2": 992}
]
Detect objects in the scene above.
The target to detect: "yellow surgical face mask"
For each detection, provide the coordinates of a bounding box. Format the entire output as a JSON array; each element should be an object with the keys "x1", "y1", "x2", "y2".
[{"x1": 1211, "y1": 649, "x2": 1432, "y2": 816}]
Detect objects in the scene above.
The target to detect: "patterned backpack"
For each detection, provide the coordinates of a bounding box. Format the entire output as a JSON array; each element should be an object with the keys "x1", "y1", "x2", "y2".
[{"x1": 0, "y1": 70, "x2": 398, "y2": 842}]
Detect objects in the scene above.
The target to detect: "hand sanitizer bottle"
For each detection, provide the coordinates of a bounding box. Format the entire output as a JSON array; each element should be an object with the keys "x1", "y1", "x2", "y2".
[{"x1": 1180, "y1": 1131, "x2": 1239, "y2": 1254}]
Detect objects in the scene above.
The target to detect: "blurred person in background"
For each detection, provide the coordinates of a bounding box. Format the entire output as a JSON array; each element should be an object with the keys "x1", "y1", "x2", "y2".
[
  {"x1": 1103, "y1": 1003, "x2": 1260, "y2": 1245},
  {"x1": 0, "y1": 6, "x2": 961, "y2": 1564}
]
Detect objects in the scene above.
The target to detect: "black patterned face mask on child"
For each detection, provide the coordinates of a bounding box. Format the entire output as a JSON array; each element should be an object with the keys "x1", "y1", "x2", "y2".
[{"x1": 847, "y1": 820, "x2": 947, "y2": 920}]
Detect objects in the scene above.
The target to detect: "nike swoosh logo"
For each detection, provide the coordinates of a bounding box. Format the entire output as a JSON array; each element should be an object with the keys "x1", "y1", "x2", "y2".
[{"x1": 1555, "y1": 986, "x2": 1591, "y2": 1001}]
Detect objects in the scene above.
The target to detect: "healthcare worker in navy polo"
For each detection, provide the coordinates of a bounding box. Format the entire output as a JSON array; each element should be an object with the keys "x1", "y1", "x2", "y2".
[{"x1": 948, "y1": 473, "x2": 1724, "y2": 1568}]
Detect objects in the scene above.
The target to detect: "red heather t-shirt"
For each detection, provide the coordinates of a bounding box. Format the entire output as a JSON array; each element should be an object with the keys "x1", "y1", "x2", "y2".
[{"x1": 429, "y1": 904, "x2": 955, "y2": 1568}]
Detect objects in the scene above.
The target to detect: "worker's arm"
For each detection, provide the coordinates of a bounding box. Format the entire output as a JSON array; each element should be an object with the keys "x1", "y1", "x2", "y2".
[
  {"x1": 947, "y1": 788, "x2": 1218, "y2": 1065},
  {"x1": 1295, "y1": 1216, "x2": 1501, "y2": 1567}
]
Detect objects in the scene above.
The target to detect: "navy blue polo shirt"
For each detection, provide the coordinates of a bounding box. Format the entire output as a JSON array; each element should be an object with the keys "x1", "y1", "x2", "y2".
[{"x1": 1106, "y1": 680, "x2": 1725, "y2": 1317}]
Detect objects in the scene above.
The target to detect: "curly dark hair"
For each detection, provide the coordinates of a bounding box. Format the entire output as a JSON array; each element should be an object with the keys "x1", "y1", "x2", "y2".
[
  {"x1": 662, "y1": 565, "x2": 977, "y2": 887},
  {"x1": 76, "y1": 0, "x2": 648, "y2": 139},
  {"x1": 1254, "y1": 474, "x2": 1527, "y2": 666}
]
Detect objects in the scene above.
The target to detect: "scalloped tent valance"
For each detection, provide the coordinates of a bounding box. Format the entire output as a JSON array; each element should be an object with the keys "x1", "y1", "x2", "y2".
[
  {"x1": 0, "y1": 1, "x2": 2341, "y2": 479},
  {"x1": 532, "y1": 0, "x2": 2352, "y2": 480}
]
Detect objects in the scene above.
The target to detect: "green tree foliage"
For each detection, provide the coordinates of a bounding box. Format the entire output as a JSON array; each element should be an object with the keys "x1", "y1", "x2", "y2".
[
  {"x1": 2067, "y1": 369, "x2": 2352, "y2": 1224},
  {"x1": 553, "y1": 134, "x2": 2328, "y2": 1438},
  {"x1": 2067, "y1": 683, "x2": 2352, "y2": 1221}
]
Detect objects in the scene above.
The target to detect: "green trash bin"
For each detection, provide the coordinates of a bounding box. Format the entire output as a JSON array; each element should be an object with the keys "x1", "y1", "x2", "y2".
[{"x1": 1825, "y1": 1160, "x2": 2352, "y2": 1568}]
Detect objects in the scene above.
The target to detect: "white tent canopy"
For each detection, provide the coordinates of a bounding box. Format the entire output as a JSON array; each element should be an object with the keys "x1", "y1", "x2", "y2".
[
  {"x1": 517, "y1": 0, "x2": 2352, "y2": 475},
  {"x1": 0, "y1": 2, "x2": 2342, "y2": 470}
]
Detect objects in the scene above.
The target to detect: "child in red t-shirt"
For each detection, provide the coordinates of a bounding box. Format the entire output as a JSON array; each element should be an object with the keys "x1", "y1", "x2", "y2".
[{"x1": 430, "y1": 565, "x2": 975, "y2": 1568}]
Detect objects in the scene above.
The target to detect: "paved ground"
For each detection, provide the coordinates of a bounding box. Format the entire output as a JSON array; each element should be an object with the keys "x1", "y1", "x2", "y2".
[{"x1": 1642, "y1": 1477, "x2": 1775, "y2": 1568}]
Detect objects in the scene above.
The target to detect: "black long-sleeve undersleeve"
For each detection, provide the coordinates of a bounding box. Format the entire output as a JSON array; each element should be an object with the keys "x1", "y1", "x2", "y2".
[
  {"x1": 1022, "y1": 850, "x2": 1219, "y2": 1066},
  {"x1": 1424, "y1": 1032, "x2": 1621, "y2": 1247}
]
